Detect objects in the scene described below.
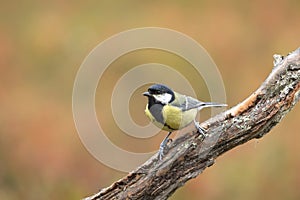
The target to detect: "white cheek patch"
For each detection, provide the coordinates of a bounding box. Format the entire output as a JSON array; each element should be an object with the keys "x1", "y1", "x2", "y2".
[{"x1": 153, "y1": 93, "x2": 173, "y2": 104}]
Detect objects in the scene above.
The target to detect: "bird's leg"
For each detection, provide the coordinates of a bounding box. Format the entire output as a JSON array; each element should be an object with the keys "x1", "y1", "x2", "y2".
[
  {"x1": 194, "y1": 120, "x2": 207, "y2": 137},
  {"x1": 158, "y1": 132, "x2": 173, "y2": 160}
]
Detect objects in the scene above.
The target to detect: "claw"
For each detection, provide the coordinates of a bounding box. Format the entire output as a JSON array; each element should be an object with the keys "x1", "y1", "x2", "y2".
[
  {"x1": 194, "y1": 120, "x2": 207, "y2": 137},
  {"x1": 158, "y1": 132, "x2": 173, "y2": 160}
]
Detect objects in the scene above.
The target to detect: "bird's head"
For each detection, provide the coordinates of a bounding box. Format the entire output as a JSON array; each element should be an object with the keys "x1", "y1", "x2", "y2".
[{"x1": 143, "y1": 84, "x2": 175, "y2": 105}]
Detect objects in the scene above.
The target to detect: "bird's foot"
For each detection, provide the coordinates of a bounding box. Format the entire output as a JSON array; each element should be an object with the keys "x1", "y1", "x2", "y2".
[
  {"x1": 158, "y1": 132, "x2": 173, "y2": 160},
  {"x1": 194, "y1": 120, "x2": 208, "y2": 138}
]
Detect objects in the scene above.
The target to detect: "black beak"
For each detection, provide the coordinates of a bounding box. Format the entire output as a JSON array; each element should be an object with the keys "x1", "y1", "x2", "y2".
[{"x1": 143, "y1": 91, "x2": 151, "y2": 97}]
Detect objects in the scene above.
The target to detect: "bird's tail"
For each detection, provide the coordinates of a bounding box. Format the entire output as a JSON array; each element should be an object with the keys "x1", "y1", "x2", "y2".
[{"x1": 198, "y1": 102, "x2": 227, "y2": 110}]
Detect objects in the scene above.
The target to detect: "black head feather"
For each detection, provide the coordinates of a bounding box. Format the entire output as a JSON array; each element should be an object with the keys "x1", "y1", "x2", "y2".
[
  {"x1": 143, "y1": 84, "x2": 175, "y2": 124},
  {"x1": 148, "y1": 84, "x2": 174, "y2": 97}
]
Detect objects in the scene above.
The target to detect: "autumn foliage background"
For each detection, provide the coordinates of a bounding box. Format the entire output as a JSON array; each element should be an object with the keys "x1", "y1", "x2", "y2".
[{"x1": 1, "y1": 1, "x2": 300, "y2": 199}]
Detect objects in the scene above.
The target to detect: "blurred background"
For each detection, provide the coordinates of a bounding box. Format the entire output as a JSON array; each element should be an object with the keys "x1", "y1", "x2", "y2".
[{"x1": 1, "y1": 0, "x2": 300, "y2": 199}]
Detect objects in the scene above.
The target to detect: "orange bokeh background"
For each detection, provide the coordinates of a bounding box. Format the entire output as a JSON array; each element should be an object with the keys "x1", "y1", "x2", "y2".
[{"x1": 1, "y1": 1, "x2": 300, "y2": 199}]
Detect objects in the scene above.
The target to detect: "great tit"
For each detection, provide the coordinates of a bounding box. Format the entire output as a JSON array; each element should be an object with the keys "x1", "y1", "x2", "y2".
[{"x1": 143, "y1": 84, "x2": 227, "y2": 160}]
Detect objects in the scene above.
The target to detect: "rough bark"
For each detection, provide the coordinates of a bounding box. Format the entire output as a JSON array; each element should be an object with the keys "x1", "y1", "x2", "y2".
[{"x1": 84, "y1": 47, "x2": 300, "y2": 200}]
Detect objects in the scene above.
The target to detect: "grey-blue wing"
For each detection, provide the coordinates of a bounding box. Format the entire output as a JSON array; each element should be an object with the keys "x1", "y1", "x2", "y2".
[
  {"x1": 173, "y1": 95, "x2": 227, "y2": 111},
  {"x1": 181, "y1": 95, "x2": 204, "y2": 111}
]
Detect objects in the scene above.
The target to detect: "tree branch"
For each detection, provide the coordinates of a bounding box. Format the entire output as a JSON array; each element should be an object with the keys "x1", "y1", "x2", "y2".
[{"x1": 84, "y1": 47, "x2": 300, "y2": 200}]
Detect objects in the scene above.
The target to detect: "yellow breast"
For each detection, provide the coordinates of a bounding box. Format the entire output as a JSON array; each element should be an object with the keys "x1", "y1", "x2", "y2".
[
  {"x1": 162, "y1": 105, "x2": 197, "y2": 130},
  {"x1": 144, "y1": 104, "x2": 198, "y2": 131}
]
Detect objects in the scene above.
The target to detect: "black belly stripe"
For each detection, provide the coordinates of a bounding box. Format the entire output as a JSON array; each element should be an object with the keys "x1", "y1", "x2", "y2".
[
  {"x1": 149, "y1": 103, "x2": 165, "y2": 124},
  {"x1": 148, "y1": 96, "x2": 165, "y2": 124},
  {"x1": 149, "y1": 103, "x2": 175, "y2": 131},
  {"x1": 164, "y1": 123, "x2": 175, "y2": 131}
]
